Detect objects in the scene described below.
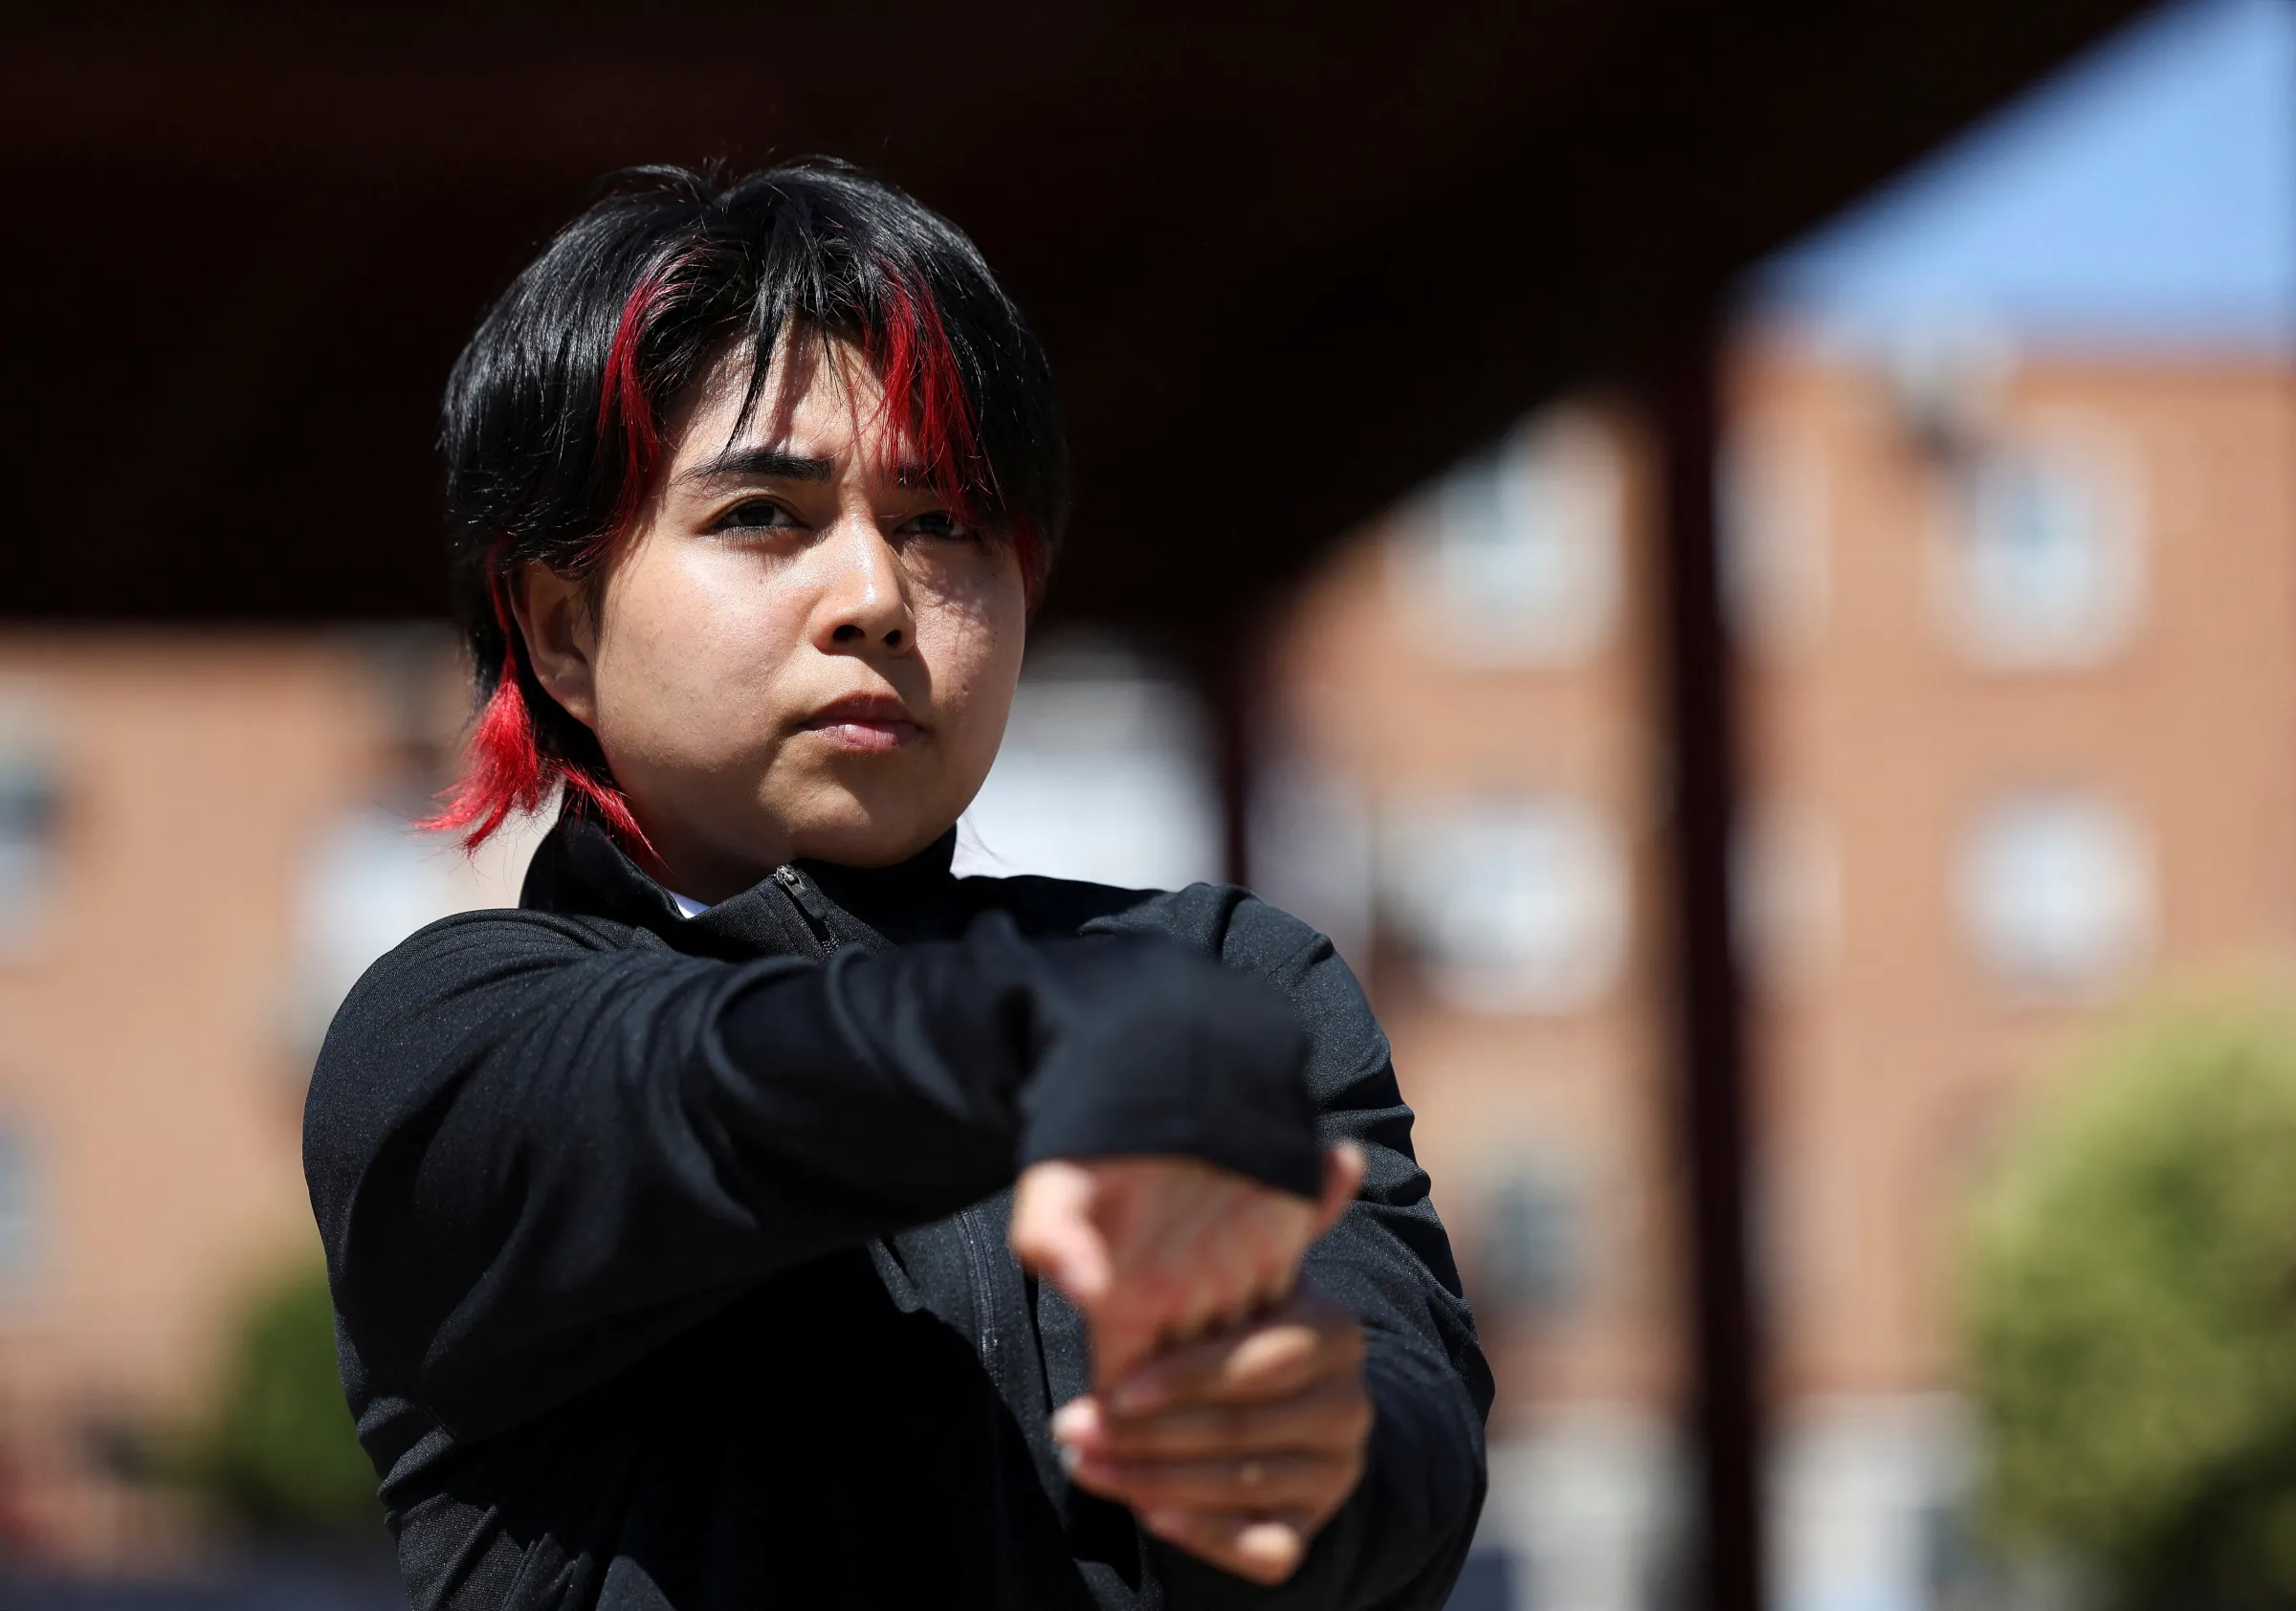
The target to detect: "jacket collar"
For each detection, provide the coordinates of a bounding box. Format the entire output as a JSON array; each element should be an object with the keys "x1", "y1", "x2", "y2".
[
  {"x1": 519, "y1": 808, "x2": 964, "y2": 959},
  {"x1": 794, "y1": 832, "x2": 958, "y2": 922}
]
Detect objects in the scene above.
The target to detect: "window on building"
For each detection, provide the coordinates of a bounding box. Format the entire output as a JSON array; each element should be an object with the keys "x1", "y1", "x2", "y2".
[
  {"x1": 1733, "y1": 805, "x2": 1843, "y2": 991},
  {"x1": 292, "y1": 794, "x2": 551, "y2": 1057},
  {"x1": 1721, "y1": 423, "x2": 1831, "y2": 655},
  {"x1": 1474, "y1": 1168, "x2": 1581, "y2": 1320},
  {"x1": 1248, "y1": 757, "x2": 1375, "y2": 974},
  {"x1": 0, "y1": 708, "x2": 61, "y2": 964},
  {"x1": 0, "y1": 1125, "x2": 37, "y2": 1291},
  {"x1": 1934, "y1": 424, "x2": 2144, "y2": 666},
  {"x1": 1385, "y1": 408, "x2": 1624, "y2": 668},
  {"x1": 1378, "y1": 793, "x2": 1627, "y2": 1014},
  {"x1": 957, "y1": 637, "x2": 1223, "y2": 890},
  {"x1": 293, "y1": 806, "x2": 482, "y2": 1053},
  {"x1": 1957, "y1": 790, "x2": 2152, "y2": 994}
]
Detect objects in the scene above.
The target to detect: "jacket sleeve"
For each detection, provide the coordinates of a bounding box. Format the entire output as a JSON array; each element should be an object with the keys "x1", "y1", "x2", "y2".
[
  {"x1": 1102, "y1": 894, "x2": 1493, "y2": 1611},
  {"x1": 303, "y1": 906, "x2": 1318, "y2": 1440}
]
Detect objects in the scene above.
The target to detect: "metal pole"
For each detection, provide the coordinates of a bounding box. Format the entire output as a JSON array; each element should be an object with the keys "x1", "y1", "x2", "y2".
[
  {"x1": 1200, "y1": 635, "x2": 1255, "y2": 891},
  {"x1": 1649, "y1": 329, "x2": 1767, "y2": 1611}
]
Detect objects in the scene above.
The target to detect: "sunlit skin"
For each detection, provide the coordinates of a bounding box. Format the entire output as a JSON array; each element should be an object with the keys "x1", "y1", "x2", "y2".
[
  {"x1": 517, "y1": 336, "x2": 1025, "y2": 900},
  {"x1": 1015, "y1": 1152, "x2": 1373, "y2": 1583},
  {"x1": 513, "y1": 331, "x2": 1371, "y2": 1586}
]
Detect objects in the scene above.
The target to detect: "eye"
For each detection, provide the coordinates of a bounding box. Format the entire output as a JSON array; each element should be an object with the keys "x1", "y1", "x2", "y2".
[
  {"x1": 709, "y1": 498, "x2": 804, "y2": 534},
  {"x1": 897, "y1": 509, "x2": 982, "y2": 542}
]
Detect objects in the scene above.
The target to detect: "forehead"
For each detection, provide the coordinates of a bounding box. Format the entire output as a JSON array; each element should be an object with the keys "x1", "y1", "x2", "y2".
[{"x1": 668, "y1": 331, "x2": 891, "y2": 466}]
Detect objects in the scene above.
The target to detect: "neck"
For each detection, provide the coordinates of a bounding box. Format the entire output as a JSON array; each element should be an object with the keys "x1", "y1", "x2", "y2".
[{"x1": 634, "y1": 815, "x2": 958, "y2": 906}]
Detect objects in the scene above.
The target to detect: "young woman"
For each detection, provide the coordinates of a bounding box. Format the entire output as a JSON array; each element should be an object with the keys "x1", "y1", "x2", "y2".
[{"x1": 305, "y1": 161, "x2": 1490, "y2": 1611}]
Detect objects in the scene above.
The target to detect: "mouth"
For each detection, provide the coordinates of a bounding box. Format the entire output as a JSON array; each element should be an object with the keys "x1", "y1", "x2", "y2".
[{"x1": 798, "y1": 693, "x2": 926, "y2": 753}]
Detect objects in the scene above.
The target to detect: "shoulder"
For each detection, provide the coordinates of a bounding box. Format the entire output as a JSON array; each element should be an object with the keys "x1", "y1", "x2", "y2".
[
  {"x1": 349, "y1": 906, "x2": 650, "y2": 1002},
  {"x1": 1093, "y1": 882, "x2": 1343, "y2": 984},
  {"x1": 307, "y1": 907, "x2": 665, "y2": 1154},
  {"x1": 972, "y1": 872, "x2": 1360, "y2": 1010},
  {"x1": 972, "y1": 874, "x2": 1403, "y2": 1132},
  {"x1": 319, "y1": 907, "x2": 654, "y2": 1070}
]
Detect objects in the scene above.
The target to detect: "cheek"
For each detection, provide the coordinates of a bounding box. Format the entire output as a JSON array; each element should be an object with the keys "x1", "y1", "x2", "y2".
[
  {"x1": 911, "y1": 554, "x2": 1027, "y2": 758},
  {"x1": 591, "y1": 542, "x2": 807, "y2": 760}
]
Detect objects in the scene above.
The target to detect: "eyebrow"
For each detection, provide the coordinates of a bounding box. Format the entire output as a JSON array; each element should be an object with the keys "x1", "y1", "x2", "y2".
[
  {"x1": 676, "y1": 447, "x2": 836, "y2": 485},
  {"x1": 674, "y1": 446, "x2": 946, "y2": 493}
]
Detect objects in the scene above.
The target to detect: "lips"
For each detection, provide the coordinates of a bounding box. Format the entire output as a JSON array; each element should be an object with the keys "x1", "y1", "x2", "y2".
[{"x1": 799, "y1": 693, "x2": 924, "y2": 752}]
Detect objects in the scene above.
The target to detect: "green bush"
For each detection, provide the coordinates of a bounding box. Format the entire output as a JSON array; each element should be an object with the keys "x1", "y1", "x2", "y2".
[
  {"x1": 194, "y1": 1252, "x2": 380, "y2": 1535},
  {"x1": 1961, "y1": 995, "x2": 2296, "y2": 1610}
]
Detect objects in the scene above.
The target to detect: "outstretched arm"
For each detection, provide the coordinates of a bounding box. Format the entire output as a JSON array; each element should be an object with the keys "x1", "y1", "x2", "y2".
[{"x1": 305, "y1": 906, "x2": 1321, "y2": 1440}]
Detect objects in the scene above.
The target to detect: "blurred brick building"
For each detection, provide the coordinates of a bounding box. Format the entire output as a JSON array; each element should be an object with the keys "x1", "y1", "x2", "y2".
[
  {"x1": 0, "y1": 631, "x2": 535, "y2": 1565},
  {"x1": 5, "y1": 334, "x2": 2289, "y2": 1597},
  {"x1": 1249, "y1": 2, "x2": 2296, "y2": 1600},
  {"x1": 1252, "y1": 336, "x2": 2296, "y2": 1609},
  {"x1": 0, "y1": 7, "x2": 2286, "y2": 1600}
]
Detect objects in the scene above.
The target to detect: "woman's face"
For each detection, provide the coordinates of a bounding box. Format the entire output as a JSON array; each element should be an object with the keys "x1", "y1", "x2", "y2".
[{"x1": 514, "y1": 336, "x2": 1027, "y2": 900}]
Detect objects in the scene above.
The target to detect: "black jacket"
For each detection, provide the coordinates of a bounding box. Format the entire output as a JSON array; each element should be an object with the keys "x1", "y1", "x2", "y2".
[{"x1": 304, "y1": 813, "x2": 1491, "y2": 1610}]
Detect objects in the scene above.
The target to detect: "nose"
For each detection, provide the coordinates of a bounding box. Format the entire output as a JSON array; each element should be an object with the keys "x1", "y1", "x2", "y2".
[{"x1": 810, "y1": 513, "x2": 916, "y2": 656}]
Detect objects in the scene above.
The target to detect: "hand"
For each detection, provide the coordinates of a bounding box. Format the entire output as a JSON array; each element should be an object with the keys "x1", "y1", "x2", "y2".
[
  {"x1": 1050, "y1": 1284, "x2": 1371, "y2": 1586},
  {"x1": 1010, "y1": 1144, "x2": 1363, "y2": 1387}
]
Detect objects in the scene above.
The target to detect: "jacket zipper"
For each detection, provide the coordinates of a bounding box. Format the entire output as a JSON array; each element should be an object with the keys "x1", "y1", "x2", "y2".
[
  {"x1": 778, "y1": 868, "x2": 1004, "y2": 1401},
  {"x1": 955, "y1": 1205, "x2": 1003, "y2": 1372},
  {"x1": 772, "y1": 866, "x2": 839, "y2": 957}
]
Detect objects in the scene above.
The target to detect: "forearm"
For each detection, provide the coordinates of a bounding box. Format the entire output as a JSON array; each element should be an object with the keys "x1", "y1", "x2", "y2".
[{"x1": 309, "y1": 910, "x2": 1315, "y2": 1434}]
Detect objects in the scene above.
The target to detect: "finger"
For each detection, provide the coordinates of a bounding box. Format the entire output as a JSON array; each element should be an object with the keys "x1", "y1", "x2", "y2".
[
  {"x1": 1009, "y1": 1165, "x2": 1113, "y2": 1308},
  {"x1": 1108, "y1": 1295, "x2": 1357, "y2": 1414},
  {"x1": 1019, "y1": 1214, "x2": 1113, "y2": 1311},
  {"x1": 1068, "y1": 1450, "x2": 1346, "y2": 1512},
  {"x1": 1112, "y1": 1251, "x2": 1265, "y2": 1373},
  {"x1": 1056, "y1": 1378, "x2": 1369, "y2": 1459},
  {"x1": 1086, "y1": 1379, "x2": 1372, "y2": 1460},
  {"x1": 1137, "y1": 1509, "x2": 1309, "y2": 1587},
  {"x1": 1312, "y1": 1143, "x2": 1366, "y2": 1239},
  {"x1": 1165, "y1": 1250, "x2": 1247, "y2": 1345},
  {"x1": 1239, "y1": 1194, "x2": 1317, "y2": 1311},
  {"x1": 1091, "y1": 1310, "x2": 1165, "y2": 1392},
  {"x1": 1170, "y1": 1194, "x2": 1291, "y2": 1324},
  {"x1": 1050, "y1": 1395, "x2": 1104, "y2": 1447},
  {"x1": 1245, "y1": 1237, "x2": 1296, "y2": 1316}
]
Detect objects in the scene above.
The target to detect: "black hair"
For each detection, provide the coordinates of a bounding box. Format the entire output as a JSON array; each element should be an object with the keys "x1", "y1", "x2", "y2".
[{"x1": 429, "y1": 159, "x2": 1068, "y2": 849}]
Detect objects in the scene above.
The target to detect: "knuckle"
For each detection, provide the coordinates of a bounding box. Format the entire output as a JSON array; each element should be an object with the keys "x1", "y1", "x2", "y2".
[
  {"x1": 1135, "y1": 1268, "x2": 1182, "y2": 1307},
  {"x1": 1148, "y1": 1416, "x2": 1203, "y2": 1456},
  {"x1": 1114, "y1": 1463, "x2": 1165, "y2": 1500}
]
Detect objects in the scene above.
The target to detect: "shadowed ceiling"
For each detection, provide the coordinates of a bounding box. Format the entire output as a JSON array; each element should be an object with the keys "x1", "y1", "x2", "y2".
[{"x1": 2, "y1": 0, "x2": 2152, "y2": 640}]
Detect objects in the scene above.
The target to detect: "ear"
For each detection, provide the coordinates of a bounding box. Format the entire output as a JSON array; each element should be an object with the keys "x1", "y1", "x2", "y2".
[{"x1": 509, "y1": 563, "x2": 600, "y2": 730}]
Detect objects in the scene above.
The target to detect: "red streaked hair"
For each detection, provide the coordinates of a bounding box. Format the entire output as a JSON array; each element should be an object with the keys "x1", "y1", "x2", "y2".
[
  {"x1": 422, "y1": 258, "x2": 697, "y2": 854},
  {"x1": 593, "y1": 259, "x2": 684, "y2": 554},
  {"x1": 420, "y1": 538, "x2": 652, "y2": 853},
  {"x1": 427, "y1": 245, "x2": 1042, "y2": 856},
  {"x1": 872, "y1": 275, "x2": 1048, "y2": 598}
]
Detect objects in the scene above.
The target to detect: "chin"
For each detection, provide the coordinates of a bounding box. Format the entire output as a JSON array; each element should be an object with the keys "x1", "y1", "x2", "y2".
[{"x1": 784, "y1": 800, "x2": 954, "y2": 869}]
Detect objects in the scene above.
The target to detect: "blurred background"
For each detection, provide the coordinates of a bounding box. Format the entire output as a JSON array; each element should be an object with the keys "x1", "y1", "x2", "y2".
[{"x1": 5, "y1": 0, "x2": 2296, "y2": 1606}]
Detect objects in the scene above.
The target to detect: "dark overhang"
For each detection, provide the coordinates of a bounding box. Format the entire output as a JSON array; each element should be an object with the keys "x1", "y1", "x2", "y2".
[{"x1": 1, "y1": 0, "x2": 2152, "y2": 637}]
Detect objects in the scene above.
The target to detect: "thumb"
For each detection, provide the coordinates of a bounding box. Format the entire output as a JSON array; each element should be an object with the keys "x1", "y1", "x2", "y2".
[{"x1": 1312, "y1": 1143, "x2": 1367, "y2": 1239}]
